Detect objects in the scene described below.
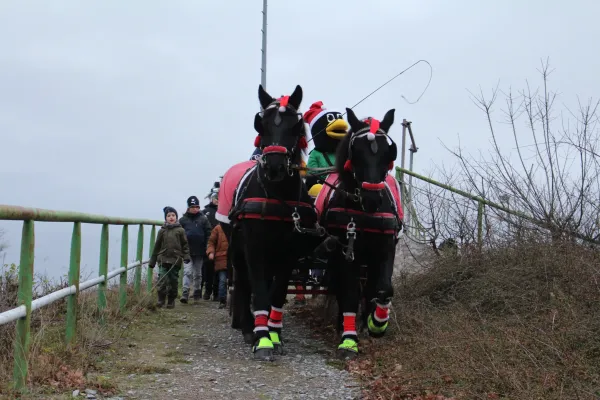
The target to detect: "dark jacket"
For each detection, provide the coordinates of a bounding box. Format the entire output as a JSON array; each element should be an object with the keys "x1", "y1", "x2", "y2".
[
  {"x1": 202, "y1": 203, "x2": 218, "y2": 228},
  {"x1": 179, "y1": 212, "x2": 212, "y2": 256},
  {"x1": 149, "y1": 223, "x2": 190, "y2": 268}
]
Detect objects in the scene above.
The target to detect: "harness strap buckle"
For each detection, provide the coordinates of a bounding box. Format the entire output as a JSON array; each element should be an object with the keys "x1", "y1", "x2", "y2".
[
  {"x1": 292, "y1": 209, "x2": 302, "y2": 233},
  {"x1": 292, "y1": 210, "x2": 300, "y2": 222},
  {"x1": 315, "y1": 223, "x2": 326, "y2": 237},
  {"x1": 346, "y1": 220, "x2": 357, "y2": 239}
]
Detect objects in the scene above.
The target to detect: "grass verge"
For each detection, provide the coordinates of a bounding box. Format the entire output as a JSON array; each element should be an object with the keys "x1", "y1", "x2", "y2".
[
  {"x1": 298, "y1": 240, "x2": 600, "y2": 400},
  {"x1": 0, "y1": 266, "x2": 159, "y2": 399}
]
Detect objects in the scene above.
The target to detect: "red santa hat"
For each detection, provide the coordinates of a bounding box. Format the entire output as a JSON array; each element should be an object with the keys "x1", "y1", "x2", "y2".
[
  {"x1": 303, "y1": 101, "x2": 331, "y2": 130},
  {"x1": 360, "y1": 117, "x2": 378, "y2": 141}
]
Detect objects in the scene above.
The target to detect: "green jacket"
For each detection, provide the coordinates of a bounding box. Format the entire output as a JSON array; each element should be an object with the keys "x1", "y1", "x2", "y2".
[
  {"x1": 149, "y1": 223, "x2": 190, "y2": 268},
  {"x1": 307, "y1": 149, "x2": 336, "y2": 169},
  {"x1": 307, "y1": 149, "x2": 336, "y2": 188}
]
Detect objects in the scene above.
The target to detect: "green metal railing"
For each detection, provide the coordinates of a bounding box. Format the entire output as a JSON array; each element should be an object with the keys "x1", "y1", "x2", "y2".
[
  {"x1": 397, "y1": 166, "x2": 538, "y2": 246},
  {"x1": 395, "y1": 167, "x2": 600, "y2": 247},
  {"x1": 396, "y1": 167, "x2": 487, "y2": 246},
  {"x1": 0, "y1": 205, "x2": 163, "y2": 392}
]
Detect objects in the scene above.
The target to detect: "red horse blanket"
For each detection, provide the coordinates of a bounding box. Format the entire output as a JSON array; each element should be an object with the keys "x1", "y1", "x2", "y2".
[
  {"x1": 215, "y1": 160, "x2": 257, "y2": 225},
  {"x1": 314, "y1": 173, "x2": 404, "y2": 234}
]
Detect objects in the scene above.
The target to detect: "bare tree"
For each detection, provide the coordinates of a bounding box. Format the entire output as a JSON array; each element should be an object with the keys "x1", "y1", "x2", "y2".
[
  {"x1": 399, "y1": 60, "x2": 600, "y2": 265},
  {"x1": 443, "y1": 60, "x2": 600, "y2": 244},
  {"x1": 403, "y1": 166, "x2": 483, "y2": 253}
]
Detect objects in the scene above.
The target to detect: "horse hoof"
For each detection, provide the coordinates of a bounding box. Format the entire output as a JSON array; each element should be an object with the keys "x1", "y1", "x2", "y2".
[
  {"x1": 253, "y1": 348, "x2": 275, "y2": 361},
  {"x1": 336, "y1": 348, "x2": 358, "y2": 361},
  {"x1": 273, "y1": 343, "x2": 286, "y2": 356},
  {"x1": 368, "y1": 329, "x2": 386, "y2": 338},
  {"x1": 243, "y1": 333, "x2": 254, "y2": 345},
  {"x1": 367, "y1": 315, "x2": 388, "y2": 338}
]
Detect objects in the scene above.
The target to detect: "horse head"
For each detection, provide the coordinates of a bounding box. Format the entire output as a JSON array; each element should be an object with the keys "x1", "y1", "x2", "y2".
[
  {"x1": 254, "y1": 84, "x2": 307, "y2": 182},
  {"x1": 336, "y1": 108, "x2": 397, "y2": 213}
]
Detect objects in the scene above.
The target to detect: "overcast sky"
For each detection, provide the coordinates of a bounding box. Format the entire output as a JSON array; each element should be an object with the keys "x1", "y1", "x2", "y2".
[{"x1": 1, "y1": 0, "x2": 599, "y2": 280}]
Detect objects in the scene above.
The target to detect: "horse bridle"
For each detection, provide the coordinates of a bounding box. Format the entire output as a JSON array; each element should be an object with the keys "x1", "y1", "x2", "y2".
[
  {"x1": 256, "y1": 96, "x2": 307, "y2": 177},
  {"x1": 343, "y1": 118, "x2": 397, "y2": 194}
]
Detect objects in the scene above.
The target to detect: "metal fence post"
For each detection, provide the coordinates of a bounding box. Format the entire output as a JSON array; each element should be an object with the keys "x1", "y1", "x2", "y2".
[
  {"x1": 65, "y1": 222, "x2": 81, "y2": 346},
  {"x1": 13, "y1": 220, "x2": 34, "y2": 392},
  {"x1": 119, "y1": 225, "x2": 128, "y2": 314},
  {"x1": 97, "y1": 224, "x2": 109, "y2": 323},
  {"x1": 399, "y1": 119, "x2": 407, "y2": 199},
  {"x1": 147, "y1": 225, "x2": 156, "y2": 293},
  {"x1": 134, "y1": 224, "x2": 144, "y2": 295},
  {"x1": 179, "y1": 265, "x2": 184, "y2": 296}
]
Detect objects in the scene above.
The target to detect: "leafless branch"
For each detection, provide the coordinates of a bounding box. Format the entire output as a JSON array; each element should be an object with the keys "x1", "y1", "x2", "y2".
[{"x1": 407, "y1": 60, "x2": 600, "y2": 251}]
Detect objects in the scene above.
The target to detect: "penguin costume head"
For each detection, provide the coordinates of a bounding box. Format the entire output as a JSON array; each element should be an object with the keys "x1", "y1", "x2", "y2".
[{"x1": 303, "y1": 101, "x2": 349, "y2": 153}]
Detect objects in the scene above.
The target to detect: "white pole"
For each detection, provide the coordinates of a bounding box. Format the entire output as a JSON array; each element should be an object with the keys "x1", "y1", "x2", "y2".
[
  {"x1": 260, "y1": 0, "x2": 268, "y2": 90},
  {"x1": 0, "y1": 261, "x2": 146, "y2": 326}
]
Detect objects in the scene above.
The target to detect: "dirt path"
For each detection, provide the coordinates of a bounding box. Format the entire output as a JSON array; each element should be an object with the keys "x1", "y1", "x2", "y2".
[{"x1": 88, "y1": 300, "x2": 360, "y2": 400}]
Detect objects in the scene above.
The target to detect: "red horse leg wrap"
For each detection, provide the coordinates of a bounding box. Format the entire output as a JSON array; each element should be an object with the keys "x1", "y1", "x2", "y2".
[
  {"x1": 295, "y1": 285, "x2": 305, "y2": 301},
  {"x1": 343, "y1": 312, "x2": 357, "y2": 338},
  {"x1": 254, "y1": 310, "x2": 269, "y2": 333},
  {"x1": 374, "y1": 302, "x2": 390, "y2": 323},
  {"x1": 268, "y1": 306, "x2": 283, "y2": 329}
]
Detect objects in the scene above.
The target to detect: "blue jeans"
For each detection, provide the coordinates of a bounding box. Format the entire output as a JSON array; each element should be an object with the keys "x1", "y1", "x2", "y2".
[
  {"x1": 182, "y1": 256, "x2": 203, "y2": 299},
  {"x1": 217, "y1": 270, "x2": 227, "y2": 301}
]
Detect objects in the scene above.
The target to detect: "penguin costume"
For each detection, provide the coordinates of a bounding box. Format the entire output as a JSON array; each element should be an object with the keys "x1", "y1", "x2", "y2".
[{"x1": 303, "y1": 101, "x2": 349, "y2": 192}]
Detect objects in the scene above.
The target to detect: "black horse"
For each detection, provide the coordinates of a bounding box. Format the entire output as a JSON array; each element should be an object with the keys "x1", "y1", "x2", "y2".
[
  {"x1": 318, "y1": 107, "x2": 403, "y2": 359},
  {"x1": 228, "y1": 84, "x2": 319, "y2": 361}
]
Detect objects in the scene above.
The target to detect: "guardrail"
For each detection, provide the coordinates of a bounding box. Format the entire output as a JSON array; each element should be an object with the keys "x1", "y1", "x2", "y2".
[
  {"x1": 0, "y1": 205, "x2": 163, "y2": 392},
  {"x1": 395, "y1": 167, "x2": 600, "y2": 247}
]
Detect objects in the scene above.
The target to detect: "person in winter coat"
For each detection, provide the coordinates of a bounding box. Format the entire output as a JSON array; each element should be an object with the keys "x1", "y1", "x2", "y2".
[
  {"x1": 206, "y1": 222, "x2": 229, "y2": 308},
  {"x1": 201, "y1": 189, "x2": 219, "y2": 300},
  {"x1": 149, "y1": 206, "x2": 191, "y2": 309},
  {"x1": 178, "y1": 195, "x2": 212, "y2": 303}
]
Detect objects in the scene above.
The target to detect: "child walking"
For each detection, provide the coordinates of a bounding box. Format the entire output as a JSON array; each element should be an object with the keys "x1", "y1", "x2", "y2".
[
  {"x1": 149, "y1": 206, "x2": 191, "y2": 309},
  {"x1": 206, "y1": 222, "x2": 229, "y2": 309}
]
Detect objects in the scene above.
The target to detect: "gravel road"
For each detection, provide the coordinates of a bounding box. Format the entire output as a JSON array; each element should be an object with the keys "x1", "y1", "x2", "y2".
[{"x1": 99, "y1": 299, "x2": 361, "y2": 400}]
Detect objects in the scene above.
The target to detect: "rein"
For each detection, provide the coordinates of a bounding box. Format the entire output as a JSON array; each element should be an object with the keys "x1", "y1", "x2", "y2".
[
  {"x1": 290, "y1": 164, "x2": 361, "y2": 202},
  {"x1": 298, "y1": 164, "x2": 403, "y2": 261},
  {"x1": 250, "y1": 165, "x2": 358, "y2": 259},
  {"x1": 255, "y1": 169, "x2": 325, "y2": 237}
]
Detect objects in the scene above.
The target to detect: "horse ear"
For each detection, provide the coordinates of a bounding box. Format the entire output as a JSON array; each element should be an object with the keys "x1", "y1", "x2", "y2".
[
  {"x1": 345, "y1": 108, "x2": 362, "y2": 132},
  {"x1": 254, "y1": 113, "x2": 263, "y2": 134},
  {"x1": 289, "y1": 85, "x2": 303, "y2": 109},
  {"x1": 380, "y1": 109, "x2": 395, "y2": 133},
  {"x1": 389, "y1": 141, "x2": 397, "y2": 161},
  {"x1": 258, "y1": 85, "x2": 274, "y2": 110}
]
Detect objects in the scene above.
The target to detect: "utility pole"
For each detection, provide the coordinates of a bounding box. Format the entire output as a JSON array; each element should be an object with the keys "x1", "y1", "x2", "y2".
[
  {"x1": 407, "y1": 124, "x2": 418, "y2": 237},
  {"x1": 260, "y1": 0, "x2": 268, "y2": 91},
  {"x1": 400, "y1": 119, "x2": 418, "y2": 238}
]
